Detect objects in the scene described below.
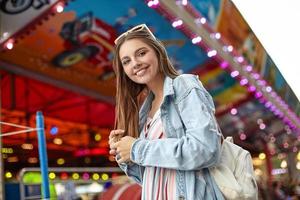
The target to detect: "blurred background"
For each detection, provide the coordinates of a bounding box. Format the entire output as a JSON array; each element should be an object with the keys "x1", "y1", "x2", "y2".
[{"x1": 0, "y1": 0, "x2": 299, "y2": 199}]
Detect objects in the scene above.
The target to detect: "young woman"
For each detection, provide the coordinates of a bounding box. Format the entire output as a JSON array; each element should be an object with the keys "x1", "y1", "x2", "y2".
[{"x1": 109, "y1": 24, "x2": 224, "y2": 200}]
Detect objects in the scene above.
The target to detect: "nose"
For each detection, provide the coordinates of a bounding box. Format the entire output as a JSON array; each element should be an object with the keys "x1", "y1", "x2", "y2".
[{"x1": 132, "y1": 59, "x2": 142, "y2": 69}]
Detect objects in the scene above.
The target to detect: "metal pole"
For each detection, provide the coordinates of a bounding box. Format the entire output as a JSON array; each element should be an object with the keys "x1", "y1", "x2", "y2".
[
  {"x1": 0, "y1": 71, "x2": 5, "y2": 200},
  {"x1": 36, "y1": 111, "x2": 50, "y2": 199}
]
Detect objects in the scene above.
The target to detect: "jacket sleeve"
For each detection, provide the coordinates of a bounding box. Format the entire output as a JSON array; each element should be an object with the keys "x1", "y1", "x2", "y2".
[
  {"x1": 118, "y1": 162, "x2": 143, "y2": 185},
  {"x1": 130, "y1": 87, "x2": 222, "y2": 170}
]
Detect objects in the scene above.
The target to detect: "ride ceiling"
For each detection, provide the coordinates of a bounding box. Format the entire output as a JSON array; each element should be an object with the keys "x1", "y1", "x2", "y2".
[{"x1": 0, "y1": 0, "x2": 299, "y2": 169}]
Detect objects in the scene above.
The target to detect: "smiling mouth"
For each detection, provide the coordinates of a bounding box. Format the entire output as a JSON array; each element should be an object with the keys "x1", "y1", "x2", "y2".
[{"x1": 135, "y1": 67, "x2": 148, "y2": 76}]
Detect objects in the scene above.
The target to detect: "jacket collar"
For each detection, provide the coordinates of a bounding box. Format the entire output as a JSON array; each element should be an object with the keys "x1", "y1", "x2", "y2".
[
  {"x1": 139, "y1": 76, "x2": 174, "y2": 124},
  {"x1": 163, "y1": 76, "x2": 175, "y2": 98}
]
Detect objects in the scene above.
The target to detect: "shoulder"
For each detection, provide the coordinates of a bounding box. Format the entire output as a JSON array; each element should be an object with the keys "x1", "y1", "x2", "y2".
[
  {"x1": 172, "y1": 74, "x2": 215, "y2": 111},
  {"x1": 172, "y1": 74, "x2": 204, "y2": 98},
  {"x1": 173, "y1": 74, "x2": 203, "y2": 91}
]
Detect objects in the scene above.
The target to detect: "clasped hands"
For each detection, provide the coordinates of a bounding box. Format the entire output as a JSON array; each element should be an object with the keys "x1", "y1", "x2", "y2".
[{"x1": 108, "y1": 129, "x2": 137, "y2": 164}]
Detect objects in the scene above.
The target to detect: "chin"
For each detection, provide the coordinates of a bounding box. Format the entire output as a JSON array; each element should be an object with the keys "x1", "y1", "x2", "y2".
[{"x1": 132, "y1": 75, "x2": 151, "y2": 85}]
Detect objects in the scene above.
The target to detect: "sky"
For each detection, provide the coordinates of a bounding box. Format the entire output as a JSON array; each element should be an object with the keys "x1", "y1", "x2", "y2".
[{"x1": 231, "y1": 0, "x2": 300, "y2": 102}]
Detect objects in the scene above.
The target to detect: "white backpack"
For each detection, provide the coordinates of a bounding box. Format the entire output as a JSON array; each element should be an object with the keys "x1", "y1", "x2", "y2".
[{"x1": 209, "y1": 136, "x2": 258, "y2": 200}]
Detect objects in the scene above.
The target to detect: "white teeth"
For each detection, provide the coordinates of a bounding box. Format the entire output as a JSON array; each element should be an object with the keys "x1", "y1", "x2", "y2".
[{"x1": 136, "y1": 68, "x2": 146, "y2": 76}]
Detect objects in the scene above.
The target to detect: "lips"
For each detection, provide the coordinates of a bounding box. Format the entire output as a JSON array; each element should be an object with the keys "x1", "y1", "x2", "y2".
[{"x1": 134, "y1": 66, "x2": 148, "y2": 76}]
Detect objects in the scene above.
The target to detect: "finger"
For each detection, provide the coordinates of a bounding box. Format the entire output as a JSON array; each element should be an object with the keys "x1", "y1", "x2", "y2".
[
  {"x1": 109, "y1": 129, "x2": 125, "y2": 139},
  {"x1": 108, "y1": 138, "x2": 117, "y2": 146},
  {"x1": 109, "y1": 149, "x2": 117, "y2": 155},
  {"x1": 111, "y1": 141, "x2": 120, "y2": 149}
]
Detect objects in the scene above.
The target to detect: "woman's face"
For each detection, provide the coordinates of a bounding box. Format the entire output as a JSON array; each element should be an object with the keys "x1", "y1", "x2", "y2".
[{"x1": 119, "y1": 38, "x2": 160, "y2": 85}]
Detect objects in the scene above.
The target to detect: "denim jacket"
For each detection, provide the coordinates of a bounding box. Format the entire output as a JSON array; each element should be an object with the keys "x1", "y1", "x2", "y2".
[{"x1": 119, "y1": 74, "x2": 224, "y2": 200}]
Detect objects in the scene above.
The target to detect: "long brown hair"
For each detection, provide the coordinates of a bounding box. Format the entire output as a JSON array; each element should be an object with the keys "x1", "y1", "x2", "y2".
[{"x1": 113, "y1": 26, "x2": 179, "y2": 138}]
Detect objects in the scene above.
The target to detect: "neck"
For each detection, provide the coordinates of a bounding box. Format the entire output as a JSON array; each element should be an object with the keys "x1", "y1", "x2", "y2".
[{"x1": 147, "y1": 73, "x2": 164, "y2": 100}]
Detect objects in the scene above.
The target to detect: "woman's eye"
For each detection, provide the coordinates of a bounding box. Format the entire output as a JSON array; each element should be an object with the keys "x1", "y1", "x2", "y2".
[
  {"x1": 122, "y1": 60, "x2": 129, "y2": 66},
  {"x1": 138, "y1": 51, "x2": 146, "y2": 56}
]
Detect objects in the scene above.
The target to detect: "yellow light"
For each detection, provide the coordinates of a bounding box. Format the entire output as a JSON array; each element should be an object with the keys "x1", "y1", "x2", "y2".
[
  {"x1": 101, "y1": 173, "x2": 109, "y2": 181},
  {"x1": 297, "y1": 162, "x2": 300, "y2": 170},
  {"x1": 254, "y1": 169, "x2": 262, "y2": 176},
  {"x1": 281, "y1": 160, "x2": 287, "y2": 168},
  {"x1": 92, "y1": 173, "x2": 100, "y2": 180},
  {"x1": 49, "y1": 172, "x2": 56, "y2": 179},
  {"x1": 2, "y1": 148, "x2": 13, "y2": 154},
  {"x1": 7, "y1": 156, "x2": 18, "y2": 163},
  {"x1": 72, "y1": 173, "x2": 79, "y2": 180},
  {"x1": 258, "y1": 153, "x2": 266, "y2": 160},
  {"x1": 252, "y1": 157, "x2": 263, "y2": 166},
  {"x1": 297, "y1": 152, "x2": 300, "y2": 161},
  {"x1": 5, "y1": 172, "x2": 12, "y2": 179},
  {"x1": 21, "y1": 143, "x2": 33, "y2": 150},
  {"x1": 94, "y1": 134, "x2": 102, "y2": 141},
  {"x1": 53, "y1": 138, "x2": 63, "y2": 145},
  {"x1": 57, "y1": 158, "x2": 65, "y2": 165},
  {"x1": 28, "y1": 157, "x2": 38, "y2": 164}
]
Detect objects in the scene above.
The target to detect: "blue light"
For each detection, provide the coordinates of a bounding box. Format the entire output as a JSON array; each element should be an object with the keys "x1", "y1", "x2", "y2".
[{"x1": 50, "y1": 126, "x2": 58, "y2": 135}]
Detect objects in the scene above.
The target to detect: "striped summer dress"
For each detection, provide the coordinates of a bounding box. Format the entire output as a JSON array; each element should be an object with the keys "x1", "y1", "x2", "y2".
[{"x1": 141, "y1": 109, "x2": 177, "y2": 200}]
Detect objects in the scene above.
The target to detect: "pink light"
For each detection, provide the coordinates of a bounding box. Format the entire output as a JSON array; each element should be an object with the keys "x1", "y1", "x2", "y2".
[
  {"x1": 182, "y1": 0, "x2": 187, "y2": 6},
  {"x1": 55, "y1": 3, "x2": 64, "y2": 13},
  {"x1": 265, "y1": 86, "x2": 272, "y2": 92},
  {"x1": 222, "y1": 45, "x2": 233, "y2": 52},
  {"x1": 220, "y1": 61, "x2": 229, "y2": 69},
  {"x1": 283, "y1": 142, "x2": 289, "y2": 149},
  {"x1": 192, "y1": 36, "x2": 202, "y2": 44},
  {"x1": 255, "y1": 91, "x2": 262, "y2": 98},
  {"x1": 5, "y1": 40, "x2": 14, "y2": 50},
  {"x1": 235, "y1": 56, "x2": 244, "y2": 63},
  {"x1": 230, "y1": 108, "x2": 237, "y2": 115},
  {"x1": 252, "y1": 73, "x2": 260, "y2": 79},
  {"x1": 265, "y1": 101, "x2": 272, "y2": 108},
  {"x1": 274, "y1": 110, "x2": 280, "y2": 116},
  {"x1": 240, "y1": 78, "x2": 248, "y2": 85},
  {"x1": 200, "y1": 17, "x2": 206, "y2": 24},
  {"x1": 147, "y1": 1, "x2": 154, "y2": 7},
  {"x1": 270, "y1": 105, "x2": 276, "y2": 112},
  {"x1": 227, "y1": 45, "x2": 233, "y2": 52},
  {"x1": 230, "y1": 70, "x2": 239, "y2": 78},
  {"x1": 293, "y1": 147, "x2": 298, "y2": 152},
  {"x1": 245, "y1": 65, "x2": 253, "y2": 72},
  {"x1": 257, "y1": 80, "x2": 266, "y2": 86},
  {"x1": 215, "y1": 32, "x2": 221, "y2": 39},
  {"x1": 240, "y1": 133, "x2": 246, "y2": 140},
  {"x1": 147, "y1": 0, "x2": 159, "y2": 7},
  {"x1": 279, "y1": 113, "x2": 284, "y2": 118},
  {"x1": 248, "y1": 85, "x2": 256, "y2": 92},
  {"x1": 83, "y1": 172, "x2": 90, "y2": 180},
  {"x1": 259, "y1": 123, "x2": 266, "y2": 130},
  {"x1": 207, "y1": 50, "x2": 217, "y2": 57},
  {"x1": 172, "y1": 20, "x2": 183, "y2": 28}
]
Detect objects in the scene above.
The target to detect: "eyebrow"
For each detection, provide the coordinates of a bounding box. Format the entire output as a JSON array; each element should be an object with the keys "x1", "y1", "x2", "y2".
[{"x1": 121, "y1": 47, "x2": 148, "y2": 61}]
